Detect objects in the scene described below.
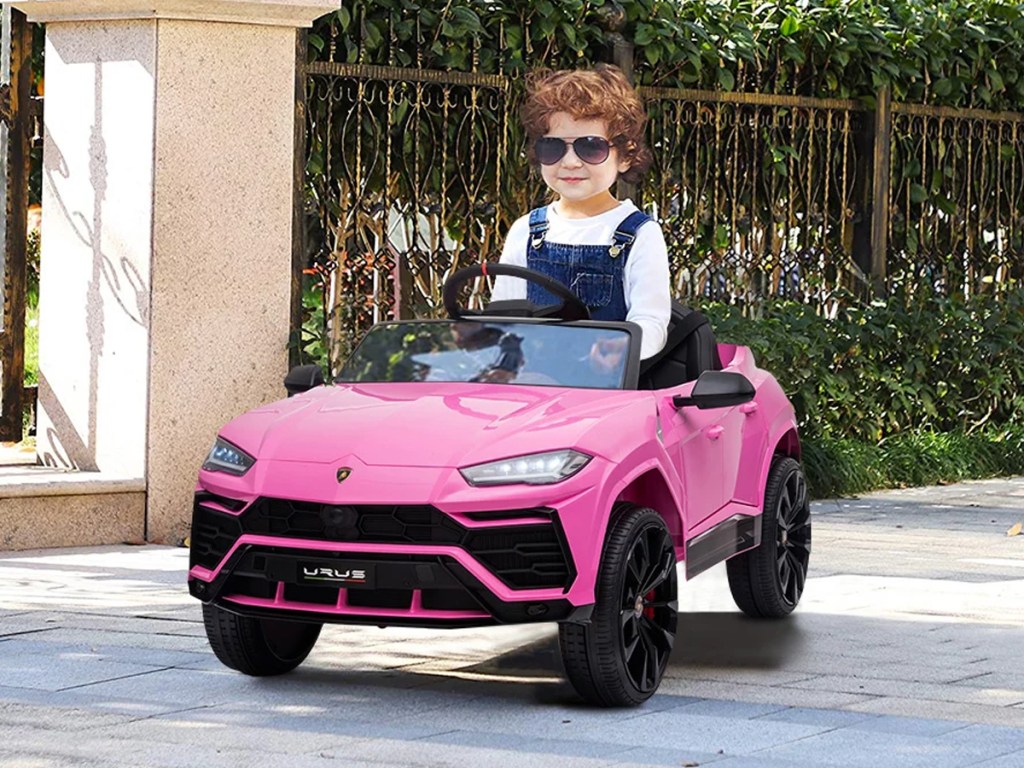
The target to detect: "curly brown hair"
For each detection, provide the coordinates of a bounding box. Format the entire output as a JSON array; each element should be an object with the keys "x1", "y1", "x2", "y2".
[{"x1": 521, "y1": 64, "x2": 652, "y2": 184}]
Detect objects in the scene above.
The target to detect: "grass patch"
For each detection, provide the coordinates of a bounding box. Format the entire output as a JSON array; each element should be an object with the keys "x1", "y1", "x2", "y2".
[
  {"x1": 803, "y1": 426, "x2": 1024, "y2": 499},
  {"x1": 25, "y1": 304, "x2": 38, "y2": 386}
]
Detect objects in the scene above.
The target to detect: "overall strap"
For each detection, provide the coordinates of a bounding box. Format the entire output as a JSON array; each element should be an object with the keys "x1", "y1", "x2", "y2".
[
  {"x1": 528, "y1": 206, "x2": 550, "y2": 249},
  {"x1": 608, "y1": 210, "x2": 652, "y2": 260}
]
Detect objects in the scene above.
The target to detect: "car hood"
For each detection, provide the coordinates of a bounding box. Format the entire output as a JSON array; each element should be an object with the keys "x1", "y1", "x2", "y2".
[{"x1": 220, "y1": 382, "x2": 646, "y2": 468}]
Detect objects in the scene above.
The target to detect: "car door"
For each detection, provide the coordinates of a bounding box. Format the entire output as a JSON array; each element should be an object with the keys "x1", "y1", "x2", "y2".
[
  {"x1": 679, "y1": 399, "x2": 746, "y2": 523},
  {"x1": 657, "y1": 388, "x2": 744, "y2": 524}
]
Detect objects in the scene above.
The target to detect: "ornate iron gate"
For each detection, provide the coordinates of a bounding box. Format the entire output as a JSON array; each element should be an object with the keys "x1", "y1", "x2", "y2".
[{"x1": 0, "y1": 6, "x2": 33, "y2": 441}]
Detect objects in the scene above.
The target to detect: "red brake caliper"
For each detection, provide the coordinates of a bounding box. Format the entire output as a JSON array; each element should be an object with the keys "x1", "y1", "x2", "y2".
[{"x1": 643, "y1": 589, "x2": 656, "y2": 620}]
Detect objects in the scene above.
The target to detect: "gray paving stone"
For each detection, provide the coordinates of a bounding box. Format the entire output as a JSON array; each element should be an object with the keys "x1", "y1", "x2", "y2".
[
  {"x1": 847, "y1": 714, "x2": 969, "y2": 737},
  {"x1": 670, "y1": 699, "x2": 789, "y2": 719},
  {"x1": 321, "y1": 736, "x2": 624, "y2": 767},
  {"x1": 1, "y1": 731, "x2": 361, "y2": 768},
  {"x1": 756, "y1": 706, "x2": 882, "y2": 728},
  {"x1": 387, "y1": 693, "x2": 654, "y2": 739},
  {"x1": 91, "y1": 715, "x2": 379, "y2": 756},
  {"x1": 710, "y1": 756, "x2": 828, "y2": 768},
  {"x1": 971, "y1": 750, "x2": 1024, "y2": 767},
  {"x1": 0, "y1": 651, "x2": 166, "y2": 692},
  {"x1": 756, "y1": 726, "x2": 1012, "y2": 767},
  {"x1": 0, "y1": 684, "x2": 209, "y2": 718},
  {"x1": 934, "y1": 723, "x2": 1024, "y2": 753},
  {"x1": 417, "y1": 729, "x2": 633, "y2": 760},
  {"x1": 602, "y1": 746, "x2": 734, "y2": 767},
  {"x1": 0, "y1": 701, "x2": 135, "y2": 731},
  {"x1": 655, "y1": 677, "x2": 877, "y2": 710},
  {"x1": 571, "y1": 710, "x2": 829, "y2": 754},
  {"x1": 0, "y1": 751, "x2": 110, "y2": 768},
  {"x1": 845, "y1": 694, "x2": 1024, "y2": 727},
  {"x1": 14, "y1": 626, "x2": 209, "y2": 653},
  {"x1": 0, "y1": 637, "x2": 210, "y2": 669},
  {"x1": 787, "y1": 674, "x2": 1024, "y2": 706}
]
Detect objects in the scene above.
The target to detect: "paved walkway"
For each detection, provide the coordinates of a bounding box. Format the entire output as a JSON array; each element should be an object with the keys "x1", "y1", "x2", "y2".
[{"x1": 1, "y1": 478, "x2": 1023, "y2": 767}]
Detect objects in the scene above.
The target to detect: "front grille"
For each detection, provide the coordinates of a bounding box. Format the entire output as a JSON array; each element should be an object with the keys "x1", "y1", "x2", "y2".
[
  {"x1": 191, "y1": 496, "x2": 573, "y2": 590},
  {"x1": 245, "y1": 500, "x2": 464, "y2": 545},
  {"x1": 190, "y1": 507, "x2": 242, "y2": 571},
  {"x1": 464, "y1": 528, "x2": 572, "y2": 589}
]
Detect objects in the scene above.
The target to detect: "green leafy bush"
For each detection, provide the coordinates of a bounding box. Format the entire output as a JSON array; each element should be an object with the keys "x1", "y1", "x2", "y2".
[
  {"x1": 703, "y1": 290, "x2": 1024, "y2": 443},
  {"x1": 704, "y1": 291, "x2": 1024, "y2": 496},
  {"x1": 315, "y1": 0, "x2": 1024, "y2": 110},
  {"x1": 804, "y1": 427, "x2": 1024, "y2": 498}
]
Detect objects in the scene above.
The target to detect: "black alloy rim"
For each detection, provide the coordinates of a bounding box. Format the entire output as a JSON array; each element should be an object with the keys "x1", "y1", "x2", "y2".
[
  {"x1": 619, "y1": 524, "x2": 678, "y2": 693},
  {"x1": 775, "y1": 468, "x2": 811, "y2": 606}
]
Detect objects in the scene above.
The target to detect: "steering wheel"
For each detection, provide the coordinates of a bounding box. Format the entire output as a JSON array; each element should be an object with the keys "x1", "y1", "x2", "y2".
[{"x1": 442, "y1": 263, "x2": 590, "y2": 321}]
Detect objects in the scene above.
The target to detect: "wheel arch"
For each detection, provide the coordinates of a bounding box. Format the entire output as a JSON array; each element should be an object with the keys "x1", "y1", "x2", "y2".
[
  {"x1": 755, "y1": 419, "x2": 802, "y2": 509},
  {"x1": 773, "y1": 427, "x2": 801, "y2": 460},
  {"x1": 614, "y1": 467, "x2": 684, "y2": 548}
]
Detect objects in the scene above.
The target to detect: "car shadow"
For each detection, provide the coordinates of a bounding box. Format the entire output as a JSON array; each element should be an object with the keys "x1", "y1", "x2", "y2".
[{"x1": 290, "y1": 610, "x2": 807, "y2": 708}]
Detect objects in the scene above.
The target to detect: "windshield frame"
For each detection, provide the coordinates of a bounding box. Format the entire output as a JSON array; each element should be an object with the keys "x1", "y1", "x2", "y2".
[{"x1": 334, "y1": 316, "x2": 643, "y2": 390}]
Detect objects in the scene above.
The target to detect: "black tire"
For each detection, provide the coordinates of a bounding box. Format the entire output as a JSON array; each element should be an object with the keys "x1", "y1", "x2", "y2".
[
  {"x1": 727, "y1": 455, "x2": 811, "y2": 618},
  {"x1": 559, "y1": 504, "x2": 678, "y2": 707},
  {"x1": 202, "y1": 603, "x2": 322, "y2": 676}
]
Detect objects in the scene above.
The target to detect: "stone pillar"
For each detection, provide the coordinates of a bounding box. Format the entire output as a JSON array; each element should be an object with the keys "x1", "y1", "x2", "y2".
[{"x1": 14, "y1": 0, "x2": 337, "y2": 542}]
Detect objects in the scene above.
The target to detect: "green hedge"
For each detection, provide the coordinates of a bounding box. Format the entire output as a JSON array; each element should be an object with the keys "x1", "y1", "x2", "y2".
[
  {"x1": 318, "y1": 0, "x2": 1024, "y2": 110},
  {"x1": 804, "y1": 427, "x2": 1024, "y2": 498},
  {"x1": 702, "y1": 290, "x2": 1024, "y2": 443},
  {"x1": 701, "y1": 290, "x2": 1024, "y2": 496}
]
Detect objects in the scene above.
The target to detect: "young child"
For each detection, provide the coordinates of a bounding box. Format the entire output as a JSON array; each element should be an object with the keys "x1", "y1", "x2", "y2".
[{"x1": 490, "y1": 64, "x2": 671, "y2": 361}]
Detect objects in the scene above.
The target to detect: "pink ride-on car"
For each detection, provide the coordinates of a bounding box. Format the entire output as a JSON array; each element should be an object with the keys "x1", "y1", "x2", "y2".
[{"x1": 188, "y1": 264, "x2": 811, "y2": 707}]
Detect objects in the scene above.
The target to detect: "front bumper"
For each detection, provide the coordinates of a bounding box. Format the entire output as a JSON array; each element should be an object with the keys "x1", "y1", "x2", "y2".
[{"x1": 187, "y1": 492, "x2": 592, "y2": 628}]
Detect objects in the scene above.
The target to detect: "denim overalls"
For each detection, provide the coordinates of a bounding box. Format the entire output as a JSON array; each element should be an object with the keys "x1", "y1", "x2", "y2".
[{"x1": 525, "y1": 205, "x2": 652, "y2": 321}]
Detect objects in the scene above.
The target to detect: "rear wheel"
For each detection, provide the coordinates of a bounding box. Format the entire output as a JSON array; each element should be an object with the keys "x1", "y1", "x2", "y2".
[
  {"x1": 202, "y1": 603, "x2": 322, "y2": 676},
  {"x1": 559, "y1": 505, "x2": 678, "y2": 707},
  {"x1": 727, "y1": 456, "x2": 811, "y2": 618}
]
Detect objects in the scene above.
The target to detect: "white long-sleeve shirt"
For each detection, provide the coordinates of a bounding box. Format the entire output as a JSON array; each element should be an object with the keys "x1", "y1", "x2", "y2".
[{"x1": 491, "y1": 200, "x2": 671, "y2": 359}]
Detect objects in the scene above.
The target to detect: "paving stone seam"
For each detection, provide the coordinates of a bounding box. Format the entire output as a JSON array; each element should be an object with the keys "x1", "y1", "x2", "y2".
[
  {"x1": 0, "y1": 627, "x2": 60, "y2": 639},
  {"x1": 964, "y1": 745, "x2": 1024, "y2": 767},
  {"x1": 126, "y1": 703, "x2": 221, "y2": 726},
  {"x1": 949, "y1": 671, "x2": 1003, "y2": 685},
  {"x1": 56, "y1": 665, "x2": 177, "y2": 693}
]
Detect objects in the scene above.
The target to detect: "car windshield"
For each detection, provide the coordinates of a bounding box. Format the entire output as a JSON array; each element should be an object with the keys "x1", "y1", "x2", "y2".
[{"x1": 336, "y1": 320, "x2": 633, "y2": 389}]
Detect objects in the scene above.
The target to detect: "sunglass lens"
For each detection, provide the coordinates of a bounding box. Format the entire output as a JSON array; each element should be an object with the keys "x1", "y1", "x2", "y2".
[
  {"x1": 535, "y1": 137, "x2": 567, "y2": 165},
  {"x1": 574, "y1": 136, "x2": 611, "y2": 164}
]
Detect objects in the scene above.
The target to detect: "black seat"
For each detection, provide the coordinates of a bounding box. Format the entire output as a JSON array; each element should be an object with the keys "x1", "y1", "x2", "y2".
[{"x1": 638, "y1": 302, "x2": 722, "y2": 389}]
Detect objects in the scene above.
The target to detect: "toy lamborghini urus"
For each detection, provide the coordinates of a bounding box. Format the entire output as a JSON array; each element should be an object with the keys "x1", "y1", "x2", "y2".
[{"x1": 188, "y1": 264, "x2": 811, "y2": 706}]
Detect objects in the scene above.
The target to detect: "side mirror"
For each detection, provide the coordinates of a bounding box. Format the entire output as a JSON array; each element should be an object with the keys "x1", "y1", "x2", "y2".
[
  {"x1": 673, "y1": 370, "x2": 755, "y2": 410},
  {"x1": 284, "y1": 364, "x2": 324, "y2": 397}
]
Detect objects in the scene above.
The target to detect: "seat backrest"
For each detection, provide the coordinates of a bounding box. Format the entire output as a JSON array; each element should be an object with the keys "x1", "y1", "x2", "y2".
[{"x1": 638, "y1": 302, "x2": 722, "y2": 389}]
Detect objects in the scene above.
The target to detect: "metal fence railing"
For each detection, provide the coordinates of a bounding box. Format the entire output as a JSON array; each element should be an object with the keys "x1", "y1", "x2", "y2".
[{"x1": 294, "y1": 22, "x2": 1024, "y2": 371}]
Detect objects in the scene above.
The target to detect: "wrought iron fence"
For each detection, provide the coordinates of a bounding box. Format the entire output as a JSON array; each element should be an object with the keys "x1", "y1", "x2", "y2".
[
  {"x1": 296, "y1": 31, "x2": 1024, "y2": 372},
  {"x1": 642, "y1": 88, "x2": 869, "y2": 308},
  {"x1": 303, "y1": 60, "x2": 531, "y2": 363},
  {"x1": 887, "y1": 103, "x2": 1024, "y2": 297}
]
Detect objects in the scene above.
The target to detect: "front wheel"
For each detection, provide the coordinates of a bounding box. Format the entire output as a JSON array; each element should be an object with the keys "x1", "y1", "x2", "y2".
[
  {"x1": 559, "y1": 505, "x2": 678, "y2": 707},
  {"x1": 726, "y1": 456, "x2": 811, "y2": 618},
  {"x1": 202, "y1": 603, "x2": 322, "y2": 676}
]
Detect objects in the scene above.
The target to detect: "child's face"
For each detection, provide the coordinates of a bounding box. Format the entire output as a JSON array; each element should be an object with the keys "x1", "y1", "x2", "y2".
[{"x1": 539, "y1": 112, "x2": 630, "y2": 215}]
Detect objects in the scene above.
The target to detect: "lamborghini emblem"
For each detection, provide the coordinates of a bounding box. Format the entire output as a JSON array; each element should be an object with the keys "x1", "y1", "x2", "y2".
[{"x1": 336, "y1": 467, "x2": 352, "y2": 483}]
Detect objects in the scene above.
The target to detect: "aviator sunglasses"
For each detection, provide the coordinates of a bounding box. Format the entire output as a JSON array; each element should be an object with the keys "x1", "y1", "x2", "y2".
[{"x1": 534, "y1": 135, "x2": 612, "y2": 166}]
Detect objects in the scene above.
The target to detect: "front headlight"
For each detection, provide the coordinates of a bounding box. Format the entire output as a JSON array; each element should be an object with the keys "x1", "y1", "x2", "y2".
[
  {"x1": 460, "y1": 449, "x2": 591, "y2": 486},
  {"x1": 202, "y1": 437, "x2": 256, "y2": 476}
]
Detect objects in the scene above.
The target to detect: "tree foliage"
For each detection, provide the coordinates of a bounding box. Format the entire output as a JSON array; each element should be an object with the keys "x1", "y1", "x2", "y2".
[{"x1": 314, "y1": 0, "x2": 1024, "y2": 110}]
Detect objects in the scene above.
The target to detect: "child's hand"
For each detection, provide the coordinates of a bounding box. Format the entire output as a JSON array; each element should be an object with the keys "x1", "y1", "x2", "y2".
[{"x1": 589, "y1": 336, "x2": 628, "y2": 374}]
